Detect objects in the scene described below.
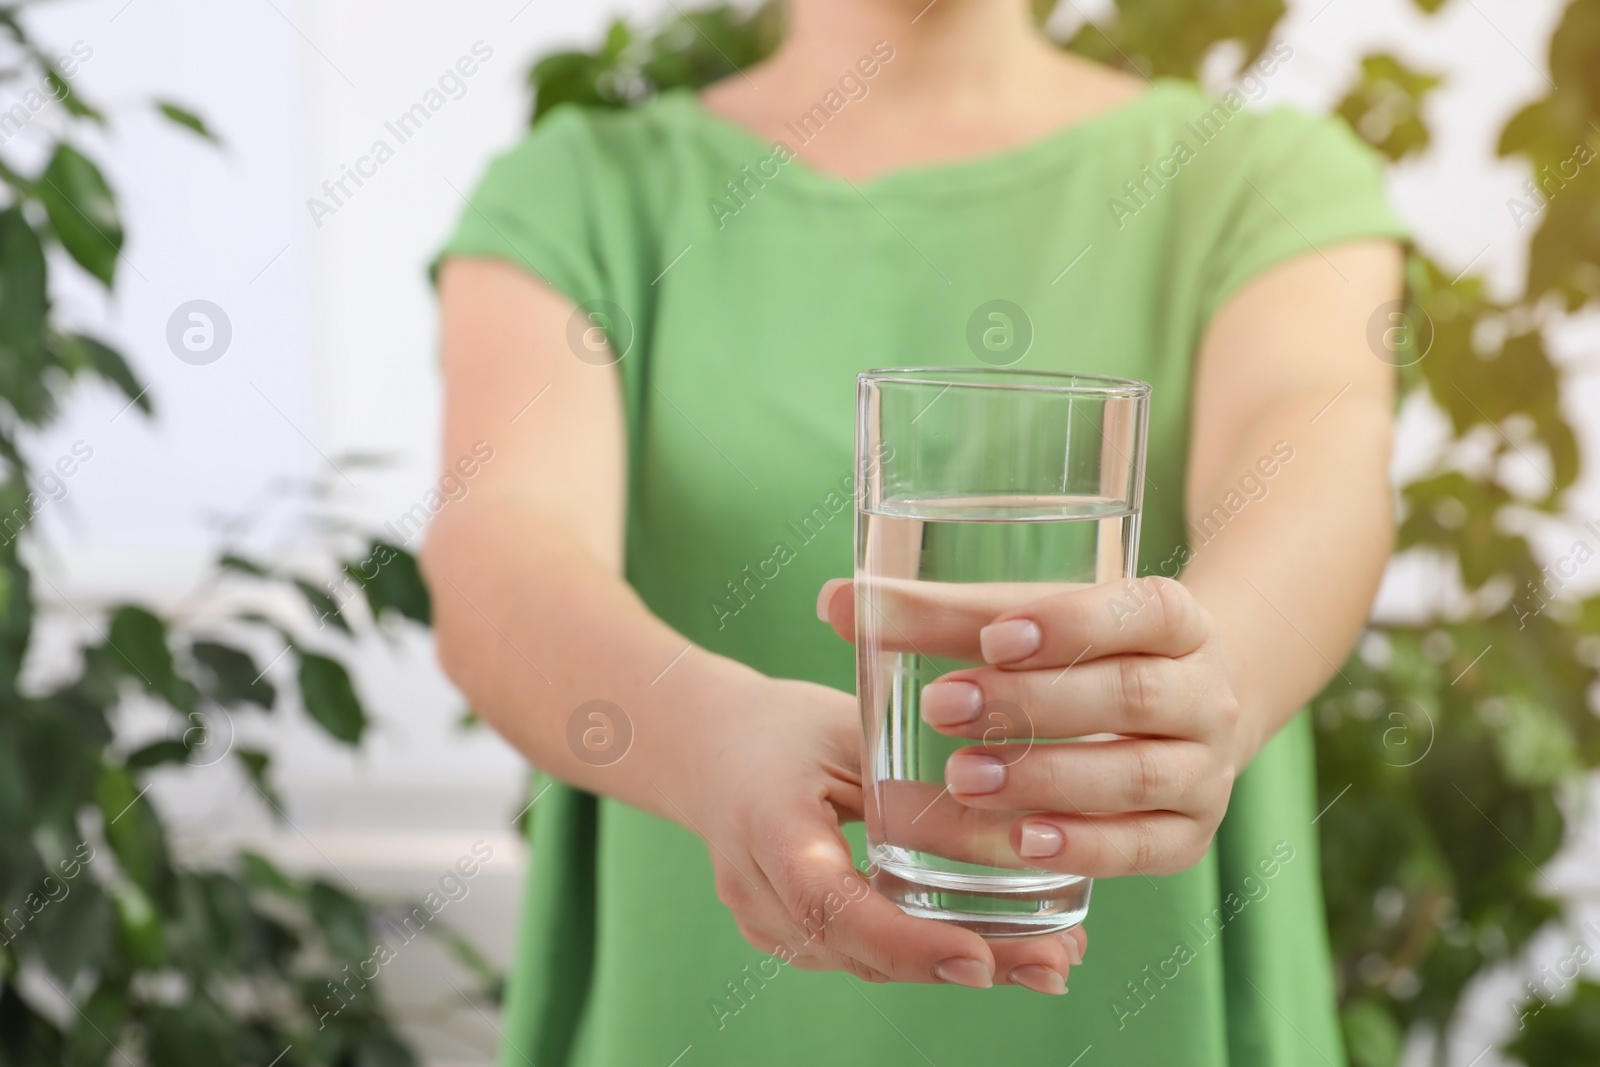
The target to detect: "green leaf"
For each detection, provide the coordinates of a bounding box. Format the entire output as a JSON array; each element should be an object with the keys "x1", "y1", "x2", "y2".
[
  {"x1": 1061, "y1": 0, "x2": 1284, "y2": 78},
  {"x1": 74, "y1": 644, "x2": 125, "y2": 710},
  {"x1": 0, "y1": 982, "x2": 64, "y2": 1064},
  {"x1": 155, "y1": 101, "x2": 220, "y2": 143},
  {"x1": 235, "y1": 748, "x2": 285, "y2": 815},
  {"x1": 0, "y1": 208, "x2": 52, "y2": 425},
  {"x1": 125, "y1": 739, "x2": 190, "y2": 770},
  {"x1": 1497, "y1": 99, "x2": 1574, "y2": 165},
  {"x1": 297, "y1": 652, "x2": 366, "y2": 743},
  {"x1": 201, "y1": 872, "x2": 261, "y2": 972},
  {"x1": 106, "y1": 604, "x2": 175, "y2": 693},
  {"x1": 344, "y1": 541, "x2": 430, "y2": 626},
  {"x1": 1488, "y1": 693, "x2": 1583, "y2": 787},
  {"x1": 239, "y1": 849, "x2": 299, "y2": 898},
  {"x1": 529, "y1": 51, "x2": 628, "y2": 120},
  {"x1": 219, "y1": 552, "x2": 272, "y2": 577},
  {"x1": 44, "y1": 70, "x2": 102, "y2": 124},
  {"x1": 1506, "y1": 979, "x2": 1600, "y2": 1066},
  {"x1": 31, "y1": 876, "x2": 113, "y2": 983},
  {"x1": 163, "y1": 873, "x2": 224, "y2": 976},
  {"x1": 11, "y1": 699, "x2": 100, "y2": 835},
  {"x1": 55, "y1": 333, "x2": 149, "y2": 415},
  {"x1": 145, "y1": 998, "x2": 239, "y2": 1067},
  {"x1": 63, "y1": 982, "x2": 127, "y2": 1067},
  {"x1": 95, "y1": 764, "x2": 168, "y2": 893},
  {"x1": 109, "y1": 879, "x2": 164, "y2": 968},
  {"x1": 353, "y1": 1031, "x2": 419, "y2": 1067},
  {"x1": 1334, "y1": 53, "x2": 1443, "y2": 162},
  {"x1": 1398, "y1": 471, "x2": 1527, "y2": 589},
  {"x1": 307, "y1": 879, "x2": 370, "y2": 965},
  {"x1": 435, "y1": 923, "x2": 505, "y2": 1002},
  {"x1": 0, "y1": 719, "x2": 32, "y2": 851},
  {"x1": 0, "y1": 550, "x2": 32, "y2": 697},
  {"x1": 602, "y1": 18, "x2": 631, "y2": 60},
  {"x1": 1341, "y1": 999, "x2": 1403, "y2": 1067},
  {"x1": 1525, "y1": 165, "x2": 1600, "y2": 302},
  {"x1": 1548, "y1": 0, "x2": 1600, "y2": 119},
  {"x1": 37, "y1": 144, "x2": 122, "y2": 288},
  {"x1": 294, "y1": 577, "x2": 351, "y2": 634},
  {"x1": 191, "y1": 640, "x2": 275, "y2": 708}
]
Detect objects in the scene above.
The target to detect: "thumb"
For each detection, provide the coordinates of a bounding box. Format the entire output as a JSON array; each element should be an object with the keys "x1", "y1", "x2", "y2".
[{"x1": 817, "y1": 578, "x2": 855, "y2": 641}]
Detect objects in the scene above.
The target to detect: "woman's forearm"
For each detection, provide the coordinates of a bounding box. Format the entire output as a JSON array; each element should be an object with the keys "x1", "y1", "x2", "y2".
[
  {"x1": 1178, "y1": 384, "x2": 1395, "y2": 767},
  {"x1": 422, "y1": 490, "x2": 762, "y2": 825}
]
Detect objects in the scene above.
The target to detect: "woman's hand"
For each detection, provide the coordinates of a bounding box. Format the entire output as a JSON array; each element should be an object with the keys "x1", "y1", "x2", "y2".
[
  {"x1": 819, "y1": 574, "x2": 1245, "y2": 879},
  {"x1": 683, "y1": 675, "x2": 1086, "y2": 994}
]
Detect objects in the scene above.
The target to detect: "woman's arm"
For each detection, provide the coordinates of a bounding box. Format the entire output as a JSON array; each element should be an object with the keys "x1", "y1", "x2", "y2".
[
  {"x1": 424, "y1": 258, "x2": 758, "y2": 825},
  {"x1": 1181, "y1": 238, "x2": 1403, "y2": 766},
  {"x1": 425, "y1": 258, "x2": 1085, "y2": 991}
]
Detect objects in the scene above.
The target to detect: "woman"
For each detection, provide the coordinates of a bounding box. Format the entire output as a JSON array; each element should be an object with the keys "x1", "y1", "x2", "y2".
[{"x1": 426, "y1": 0, "x2": 1404, "y2": 1063}]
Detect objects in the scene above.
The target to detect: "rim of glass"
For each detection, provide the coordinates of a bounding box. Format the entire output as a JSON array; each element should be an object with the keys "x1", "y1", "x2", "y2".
[{"x1": 859, "y1": 366, "x2": 1150, "y2": 397}]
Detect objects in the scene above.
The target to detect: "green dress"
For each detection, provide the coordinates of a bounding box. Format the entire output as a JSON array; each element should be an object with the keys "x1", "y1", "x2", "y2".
[{"x1": 438, "y1": 77, "x2": 1406, "y2": 1067}]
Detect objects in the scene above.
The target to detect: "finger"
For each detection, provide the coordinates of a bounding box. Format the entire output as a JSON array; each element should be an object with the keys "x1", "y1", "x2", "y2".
[
  {"x1": 789, "y1": 953, "x2": 893, "y2": 981},
  {"x1": 1008, "y1": 811, "x2": 1214, "y2": 878},
  {"x1": 715, "y1": 851, "x2": 827, "y2": 959},
  {"x1": 990, "y1": 929, "x2": 1085, "y2": 994},
  {"x1": 819, "y1": 577, "x2": 1087, "y2": 658},
  {"x1": 734, "y1": 916, "x2": 822, "y2": 960},
  {"x1": 944, "y1": 737, "x2": 1223, "y2": 816},
  {"x1": 919, "y1": 655, "x2": 1209, "y2": 740},
  {"x1": 719, "y1": 836, "x2": 894, "y2": 982},
  {"x1": 748, "y1": 818, "x2": 1001, "y2": 986},
  {"x1": 978, "y1": 576, "x2": 1211, "y2": 668},
  {"x1": 868, "y1": 777, "x2": 1036, "y2": 871},
  {"x1": 817, "y1": 578, "x2": 852, "y2": 638},
  {"x1": 821, "y1": 886, "x2": 1004, "y2": 987}
]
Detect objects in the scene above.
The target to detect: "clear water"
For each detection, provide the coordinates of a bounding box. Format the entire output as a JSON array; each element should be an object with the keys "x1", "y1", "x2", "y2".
[{"x1": 856, "y1": 495, "x2": 1138, "y2": 937}]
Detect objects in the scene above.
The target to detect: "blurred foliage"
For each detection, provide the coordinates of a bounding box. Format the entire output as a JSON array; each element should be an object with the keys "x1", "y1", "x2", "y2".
[
  {"x1": 1061, "y1": 0, "x2": 1285, "y2": 79},
  {"x1": 0, "y1": 9, "x2": 484, "y2": 1065},
  {"x1": 1336, "y1": 54, "x2": 1442, "y2": 163},
  {"x1": 1506, "y1": 981, "x2": 1600, "y2": 1066},
  {"x1": 526, "y1": 2, "x2": 784, "y2": 121},
  {"x1": 527, "y1": 2, "x2": 1600, "y2": 1065}
]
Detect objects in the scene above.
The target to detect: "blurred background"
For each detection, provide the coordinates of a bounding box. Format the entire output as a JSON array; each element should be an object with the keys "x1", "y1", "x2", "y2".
[{"x1": 4, "y1": 0, "x2": 1599, "y2": 1065}]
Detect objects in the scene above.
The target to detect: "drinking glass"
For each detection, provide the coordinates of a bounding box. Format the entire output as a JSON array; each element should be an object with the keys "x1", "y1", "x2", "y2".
[{"x1": 855, "y1": 367, "x2": 1151, "y2": 937}]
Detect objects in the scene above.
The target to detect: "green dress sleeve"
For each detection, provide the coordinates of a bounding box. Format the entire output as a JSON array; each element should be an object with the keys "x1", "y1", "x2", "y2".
[
  {"x1": 432, "y1": 106, "x2": 608, "y2": 307},
  {"x1": 431, "y1": 105, "x2": 657, "y2": 482},
  {"x1": 1198, "y1": 108, "x2": 1409, "y2": 323}
]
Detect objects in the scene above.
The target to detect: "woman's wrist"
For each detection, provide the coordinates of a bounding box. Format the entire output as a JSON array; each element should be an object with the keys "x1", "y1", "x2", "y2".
[
  {"x1": 1179, "y1": 571, "x2": 1273, "y2": 771},
  {"x1": 639, "y1": 652, "x2": 773, "y2": 832}
]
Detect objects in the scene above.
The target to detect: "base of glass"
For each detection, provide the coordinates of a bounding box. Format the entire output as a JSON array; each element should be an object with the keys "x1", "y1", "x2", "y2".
[{"x1": 872, "y1": 858, "x2": 1092, "y2": 939}]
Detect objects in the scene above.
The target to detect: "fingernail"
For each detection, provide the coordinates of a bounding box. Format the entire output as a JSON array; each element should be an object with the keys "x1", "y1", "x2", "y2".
[
  {"x1": 980, "y1": 619, "x2": 1041, "y2": 664},
  {"x1": 816, "y1": 579, "x2": 846, "y2": 622},
  {"x1": 1018, "y1": 821, "x2": 1063, "y2": 858},
  {"x1": 1009, "y1": 964, "x2": 1068, "y2": 995},
  {"x1": 1064, "y1": 934, "x2": 1085, "y2": 967},
  {"x1": 945, "y1": 751, "x2": 1006, "y2": 795},
  {"x1": 933, "y1": 957, "x2": 993, "y2": 989},
  {"x1": 921, "y1": 681, "x2": 983, "y2": 727}
]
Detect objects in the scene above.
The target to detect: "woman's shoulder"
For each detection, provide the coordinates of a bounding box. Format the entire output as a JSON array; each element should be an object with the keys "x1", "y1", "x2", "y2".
[
  {"x1": 488, "y1": 93, "x2": 704, "y2": 179},
  {"x1": 462, "y1": 93, "x2": 724, "y2": 244},
  {"x1": 1120, "y1": 70, "x2": 1404, "y2": 321},
  {"x1": 1140, "y1": 69, "x2": 1381, "y2": 178}
]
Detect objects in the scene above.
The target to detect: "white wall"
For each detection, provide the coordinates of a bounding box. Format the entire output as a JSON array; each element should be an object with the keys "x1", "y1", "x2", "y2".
[
  {"x1": 20, "y1": 0, "x2": 680, "y2": 779},
  {"x1": 13, "y1": 0, "x2": 1596, "y2": 1064}
]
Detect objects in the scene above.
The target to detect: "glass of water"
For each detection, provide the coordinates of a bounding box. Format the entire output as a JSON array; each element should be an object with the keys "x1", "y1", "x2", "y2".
[{"x1": 855, "y1": 367, "x2": 1151, "y2": 938}]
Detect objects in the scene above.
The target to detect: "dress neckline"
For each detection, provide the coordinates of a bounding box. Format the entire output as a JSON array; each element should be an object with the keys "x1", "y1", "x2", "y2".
[{"x1": 665, "y1": 78, "x2": 1185, "y2": 196}]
